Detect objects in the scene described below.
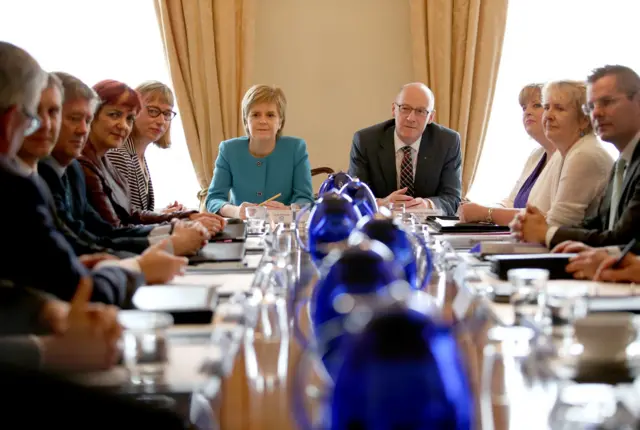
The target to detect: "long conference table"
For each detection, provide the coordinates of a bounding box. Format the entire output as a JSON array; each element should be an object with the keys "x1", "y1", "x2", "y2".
[{"x1": 74, "y1": 224, "x2": 640, "y2": 429}]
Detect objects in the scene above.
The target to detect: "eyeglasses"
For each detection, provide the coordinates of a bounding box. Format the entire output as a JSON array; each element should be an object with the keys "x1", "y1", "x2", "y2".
[
  {"x1": 146, "y1": 106, "x2": 177, "y2": 121},
  {"x1": 22, "y1": 107, "x2": 41, "y2": 136},
  {"x1": 395, "y1": 103, "x2": 430, "y2": 117},
  {"x1": 582, "y1": 92, "x2": 637, "y2": 115}
]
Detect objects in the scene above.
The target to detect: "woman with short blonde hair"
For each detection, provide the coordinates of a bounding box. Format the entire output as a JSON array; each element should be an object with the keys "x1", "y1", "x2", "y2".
[
  {"x1": 241, "y1": 84, "x2": 287, "y2": 138},
  {"x1": 206, "y1": 84, "x2": 314, "y2": 218},
  {"x1": 518, "y1": 79, "x2": 614, "y2": 243},
  {"x1": 106, "y1": 80, "x2": 183, "y2": 213},
  {"x1": 459, "y1": 82, "x2": 556, "y2": 225}
]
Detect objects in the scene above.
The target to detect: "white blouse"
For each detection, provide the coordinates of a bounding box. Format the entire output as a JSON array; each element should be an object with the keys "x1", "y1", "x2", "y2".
[{"x1": 527, "y1": 133, "x2": 614, "y2": 227}]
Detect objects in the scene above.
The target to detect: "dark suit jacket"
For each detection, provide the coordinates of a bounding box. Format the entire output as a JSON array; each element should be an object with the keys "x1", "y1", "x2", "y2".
[
  {"x1": 348, "y1": 119, "x2": 462, "y2": 215},
  {"x1": 551, "y1": 140, "x2": 640, "y2": 250},
  {"x1": 0, "y1": 155, "x2": 143, "y2": 305},
  {"x1": 38, "y1": 158, "x2": 152, "y2": 254},
  {"x1": 0, "y1": 363, "x2": 188, "y2": 428}
]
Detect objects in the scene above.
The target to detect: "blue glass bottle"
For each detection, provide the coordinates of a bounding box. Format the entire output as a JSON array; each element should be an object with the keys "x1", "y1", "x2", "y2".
[
  {"x1": 351, "y1": 217, "x2": 433, "y2": 290},
  {"x1": 309, "y1": 244, "x2": 405, "y2": 380},
  {"x1": 339, "y1": 179, "x2": 378, "y2": 219},
  {"x1": 297, "y1": 192, "x2": 361, "y2": 266},
  {"x1": 318, "y1": 171, "x2": 353, "y2": 195},
  {"x1": 329, "y1": 309, "x2": 474, "y2": 430}
]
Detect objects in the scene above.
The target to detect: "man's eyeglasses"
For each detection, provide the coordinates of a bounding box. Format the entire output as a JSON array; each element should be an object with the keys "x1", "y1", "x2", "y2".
[
  {"x1": 22, "y1": 107, "x2": 41, "y2": 136},
  {"x1": 395, "y1": 103, "x2": 430, "y2": 117},
  {"x1": 146, "y1": 106, "x2": 177, "y2": 121},
  {"x1": 582, "y1": 92, "x2": 637, "y2": 116}
]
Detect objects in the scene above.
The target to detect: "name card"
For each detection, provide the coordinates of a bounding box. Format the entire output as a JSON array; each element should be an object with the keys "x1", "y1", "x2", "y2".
[{"x1": 268, "y1": 209, "x2": 294, "y2": 225}]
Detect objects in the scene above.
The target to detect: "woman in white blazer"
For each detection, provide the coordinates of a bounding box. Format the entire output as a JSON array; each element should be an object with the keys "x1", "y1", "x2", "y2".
[
  {"x1": 519, "y1": 80, "x2": 613, "y2": 240},
  {"x1": 459, "y1": 83, "x2": 556, "y2": 225}
]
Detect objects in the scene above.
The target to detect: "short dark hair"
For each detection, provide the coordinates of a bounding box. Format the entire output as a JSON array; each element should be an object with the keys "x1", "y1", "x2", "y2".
[{"x1": 587, "y1": 65, "x2": 640, "y2": 95}]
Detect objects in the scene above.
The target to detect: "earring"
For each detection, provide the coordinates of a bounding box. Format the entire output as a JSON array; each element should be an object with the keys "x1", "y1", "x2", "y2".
[{"x1": 579, "y1": 130, "x2": 585, "y2": 137}]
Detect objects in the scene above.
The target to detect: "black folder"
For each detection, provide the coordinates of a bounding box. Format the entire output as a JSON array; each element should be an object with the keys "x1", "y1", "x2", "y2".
[
  {"x1": 487, "y1": 253, "x2": 577, "y2": 280},
  {"x1": 427, "y1": 216, "x2": 510, "y2": 233}
]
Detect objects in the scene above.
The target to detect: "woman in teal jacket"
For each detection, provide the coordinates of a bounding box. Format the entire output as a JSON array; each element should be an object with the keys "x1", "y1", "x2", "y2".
[{"x1": 205, "y1": 84, "x2": 314, "y2": 218}]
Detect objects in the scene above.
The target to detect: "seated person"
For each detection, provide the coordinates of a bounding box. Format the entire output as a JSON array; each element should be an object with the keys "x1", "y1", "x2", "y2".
[
  {"x1": 0, "y1": 277, "x2": 121, "y2": 372},
  {"x1": 509, "y1": 80, "x2": 613, "y2": 242},
  {"x1": 348, "y1": 82, "x2": 462, "y2": 216},
  {"x1": 36, "y1": 72, "x2": 206, "y2": 257},
  {"x1": 459, "y1": 83, "x2": 556, "y2": 225},
  {"x1": 106, "y1": 80, "x2": 195, "y2": 214},
  {"x1": 205, "y1": 84, "x2": 314, "y2": 218},
  {"x1": 79, "y1": 79, "x2": 222, "y2": 233},
  {"x1": 512, "y1": 66, "x2": 640, "y2": 250},
  {"x1": 0, "y1": 279, "x2": 186, "y2": 427},
  {"x1": 0, "y1": 44, "x2": 188, "y2": 305}
]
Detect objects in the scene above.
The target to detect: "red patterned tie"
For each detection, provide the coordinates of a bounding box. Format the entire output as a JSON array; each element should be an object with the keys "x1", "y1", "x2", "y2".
[{"x1": 400, "y1": 146, "x2": 414, "y2": 197}]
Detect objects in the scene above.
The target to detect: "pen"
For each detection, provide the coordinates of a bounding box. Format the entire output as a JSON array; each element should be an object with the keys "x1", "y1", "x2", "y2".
[
  {"x1": 259, "y1": 193, "x2": 282, "y2": 206},
  {"x1": 612, "y1": 238, "x2": 637, "y2": 269}
]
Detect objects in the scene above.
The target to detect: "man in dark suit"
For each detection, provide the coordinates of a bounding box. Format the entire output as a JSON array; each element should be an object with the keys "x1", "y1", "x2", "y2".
[
  {"x1": 348, "y1": 83, "x2": 462, "y2": 215},
  {"x1": 512, "y1": 65, "x2": 640, "y2": 257}
]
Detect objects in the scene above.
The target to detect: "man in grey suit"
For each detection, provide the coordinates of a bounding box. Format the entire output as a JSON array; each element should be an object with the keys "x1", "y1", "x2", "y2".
[{"x1": 348, "y1": 83, "x2": 462, "y2": 216}]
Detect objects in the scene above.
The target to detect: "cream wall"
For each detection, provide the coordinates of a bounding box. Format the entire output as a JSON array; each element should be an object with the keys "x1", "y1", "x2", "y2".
[{"x1": 252, "y1": 0, "x2": 414, "y2": 191}]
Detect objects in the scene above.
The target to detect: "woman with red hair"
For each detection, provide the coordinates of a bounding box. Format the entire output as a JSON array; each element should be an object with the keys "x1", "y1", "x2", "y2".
[{"x1": 79, "y1": 80, "x2": 223, "y2": 232}]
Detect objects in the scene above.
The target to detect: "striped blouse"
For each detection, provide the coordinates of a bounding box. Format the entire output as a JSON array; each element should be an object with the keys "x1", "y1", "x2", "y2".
[{"x1": 106, "y1": 138, "x2": 155, "y2": 211}]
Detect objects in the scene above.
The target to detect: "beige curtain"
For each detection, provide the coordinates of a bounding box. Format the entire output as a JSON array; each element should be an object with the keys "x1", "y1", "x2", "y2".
[
  {"x1": 154, "y1": 0, "x2": 256, "y2": 201},
  {"x1": 410, "y1": 0, "x2": 508, "y2": 196}
]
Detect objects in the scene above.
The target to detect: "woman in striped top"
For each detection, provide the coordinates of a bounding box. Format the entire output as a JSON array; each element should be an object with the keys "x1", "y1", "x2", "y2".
[
  {"x1": 83, "y1": 79, "x2": 224, "y2": 233},
  {"x1": 106, "y1": 81, "x2": 185, "y2": 213}
]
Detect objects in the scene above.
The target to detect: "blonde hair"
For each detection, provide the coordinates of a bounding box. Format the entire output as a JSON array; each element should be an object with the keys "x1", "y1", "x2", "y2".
[
  {"x1": 518, "y1": 83, "x2": 544, "y2": 106},
  {"x1": 542, "y1": 80, "x2": 593, "y2": 135},
  {"x1": 241, "y1": 84, "x2": 287, "y2": 138},
  {"x1": 134, "y1": 81, "x2": 175, "y2": 149}
]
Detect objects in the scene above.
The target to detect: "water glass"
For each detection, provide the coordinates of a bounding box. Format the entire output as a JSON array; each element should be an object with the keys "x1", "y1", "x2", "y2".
[
  {"x1": 253, "y1": 252, "x2": 295, "y2": 298},
  {"x1": 389, "y1": 201, "x2": 405, "y2": 219},
  {"x1": 398, "y1": 212, "x2": 417, "y2": 228},
  {"x1": 119, "y1": 310, "x2": 173, "y2": 385},
  {"x1": 546, "y1": 284, "x2": 589, "y2": 337},
  {"x1": 271, "y1": 223, "x2": 295, "y2": 256},
  {"x1": 508, "y1": 268, "x2": 549, "y2": 327},
  {"x1": 481, "y1": 325, "x2": 539, "y2": 430},
  {"x1": 245, "y1": 206, "x2": 267, "y2": 234},
  {"x1": 244, "y1": 294, "x2": 290, "y2": 392}
]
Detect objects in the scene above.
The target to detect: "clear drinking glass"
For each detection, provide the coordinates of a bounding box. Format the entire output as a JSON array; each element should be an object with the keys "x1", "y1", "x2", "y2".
[
  {"x1": 119, "y1": 310, "x2": 173, "y2": 385},
  {"x1": 244, "y1": 293, "x2": 290, "y2": 392},
  {"x1": 398, "y1": 212, "x2": 417, "y2": 228},
  {"x1": 481, "y1": 325, "x2": 539, "y2": 430},
  {"x1": 271, "y1": 223, "x2": 295, "y2": 257},
  {"x1": 545, "y1": 284, "x2": 589, "y2": 338},
  {"x1": 508, "y1": 268, "x2": 549, "y2": 327},
  {"x1": 389, "y1": 201, "x2": 405, "y2": 219},
  {"x1": 245, "y1": 206, "x2": 267, "y2": 234}
]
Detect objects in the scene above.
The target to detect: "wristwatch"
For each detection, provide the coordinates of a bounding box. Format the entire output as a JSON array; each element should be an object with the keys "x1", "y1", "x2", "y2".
[{"x1": 485, "y1": 208, "x2": 494, "y2": 223}]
